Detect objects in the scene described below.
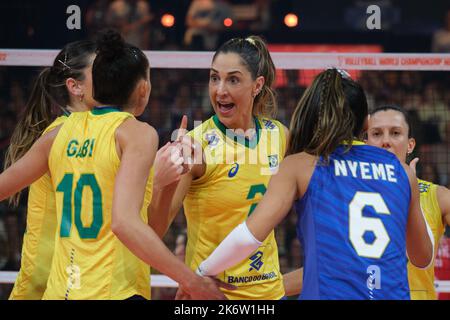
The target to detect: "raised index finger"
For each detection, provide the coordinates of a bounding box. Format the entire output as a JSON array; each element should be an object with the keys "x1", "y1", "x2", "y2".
[{"x1": 176, "y1": 115, "x2": 188, "y2": 141}]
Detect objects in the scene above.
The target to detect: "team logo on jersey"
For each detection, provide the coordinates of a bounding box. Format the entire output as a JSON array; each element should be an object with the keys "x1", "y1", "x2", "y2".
[
  {"x1": 249, "y1": 251, "x2": 264, "y2": 271},
  {"x1": 418, "y1": 182, "x2": 430, "y2": 194},
  {"x1": 268, "y1": 155, "x2": 279, "y2": 171},
  {"x1": 205, "y1": 131, "x2": 220, "y2": 147},
  {"x1": 262, "y1": 119, "x2": 276, "y2": 130},
  {"x1": 228, "y1": 163, "x2": 239, "y2": 178}
]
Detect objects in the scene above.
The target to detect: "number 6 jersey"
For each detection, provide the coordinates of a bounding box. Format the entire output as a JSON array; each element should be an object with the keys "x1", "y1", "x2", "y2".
[
  {"x1": 45, "y1": 107, "x2": 153, "y2": 300},
  {"x1": 295, "y1": 142, "x2": 411, "y2": 300}
]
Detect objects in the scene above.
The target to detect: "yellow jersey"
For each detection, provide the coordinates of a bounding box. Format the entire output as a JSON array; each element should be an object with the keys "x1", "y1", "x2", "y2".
[
  {"x1": 185, "y1": 115, "x2": 286, "y2": 300},
  {"x1": 9, "y1": 116, "x2": 67, "y2": 300},
  {"x1": 44, "y1": 107, "x2": 153, "y2": 300},
  {"x1": 408, "y1": 179, "x2": 445, "y2": 300}
]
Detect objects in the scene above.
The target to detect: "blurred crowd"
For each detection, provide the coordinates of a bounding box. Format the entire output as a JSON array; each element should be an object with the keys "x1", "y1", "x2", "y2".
[
  {"x1": 82, "y1": 0, "x2": 271, "y2": 51},
  {"x1": 0, "y1": 65, "x2": 449, "y2": 298},
  {"x1": 81, "y1": 0, "x2": 450, "y2": 53}
]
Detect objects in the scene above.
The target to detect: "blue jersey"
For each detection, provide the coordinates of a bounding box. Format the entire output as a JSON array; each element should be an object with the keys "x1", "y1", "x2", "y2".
[{"x1": 295, "y1": 143, "x2": 411, "y2": 300}]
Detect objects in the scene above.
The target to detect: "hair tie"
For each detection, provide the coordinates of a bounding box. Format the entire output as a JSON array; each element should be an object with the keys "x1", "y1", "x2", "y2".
[
  {"x1": 336, "y1": 68, "x2": 351, "y2": 79},
  {"x1": 245, "y1": 37, "x2": 257, "y2": 47}
]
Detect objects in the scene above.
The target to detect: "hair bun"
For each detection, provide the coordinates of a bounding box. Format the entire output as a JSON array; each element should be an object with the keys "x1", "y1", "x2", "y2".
[{"x1": 96, "y1": 29, "x2": 125, "y2": 60}]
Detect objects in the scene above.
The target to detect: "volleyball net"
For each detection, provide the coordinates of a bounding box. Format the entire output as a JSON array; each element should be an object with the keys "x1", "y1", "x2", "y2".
[{"x1": 0, "y1": 50, "x2": 449, "y2": 298}]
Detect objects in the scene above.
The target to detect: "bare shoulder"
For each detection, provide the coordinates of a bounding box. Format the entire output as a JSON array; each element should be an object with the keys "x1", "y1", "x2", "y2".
[
  {"x1": 436, "y1": 185, "x2": 450, "y2": 216},
  {"x1": 42, "y1": 123, "x2": 63, "y2": 138},
  {"x1": 436, "y1": 185, "x2": 450, "y2": 197},
  {"x1": 115, "y1": 119, "x2": 158, "y2": 159},
  {"x1": 39, "y1": 124, "x2": 63, "y2": 152},
  {"x1": 284, "y1": 152, "x2": 316, "y2": 167},
  {"x1": 437, "y1": 184, "x2": 450, "y2": 196},
  {"x1": 116, "y1": 118, "x2": 158, "y2": 143},
  {"x1": 281, "y1": 152, "x2": 317, "y2": 198},
  {"x1": 281, "y1": 124, "x2": 289, "y2": 135}
]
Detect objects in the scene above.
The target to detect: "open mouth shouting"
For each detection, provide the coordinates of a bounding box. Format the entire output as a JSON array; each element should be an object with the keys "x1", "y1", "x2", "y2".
[{"x1": 217, "y1": 102, "x2": 235, "y2": 116}]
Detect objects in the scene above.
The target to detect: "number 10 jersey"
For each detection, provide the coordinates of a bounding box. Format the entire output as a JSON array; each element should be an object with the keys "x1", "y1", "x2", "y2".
[{"x1": 45, "y1": 108, "x2": 152, "y2": 300}]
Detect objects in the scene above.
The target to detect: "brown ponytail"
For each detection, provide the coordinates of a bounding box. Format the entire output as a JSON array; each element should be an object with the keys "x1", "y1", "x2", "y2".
[
  {"x1": 4, "y1": 68, "x2": 55, "y2": 206},
  {"x1": 288, "y1": 69, "x2": 368, "y2": 162},
  {"x1": 4, "y1": 40, "x2": 96, "y2": 206}
]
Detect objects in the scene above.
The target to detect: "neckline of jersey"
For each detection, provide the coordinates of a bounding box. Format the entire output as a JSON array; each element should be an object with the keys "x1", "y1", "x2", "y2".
[
  {"x1": 91, "y1": 106, "x2": 121, "y2": 115},
  {"x1": 212, "y1": 115, "x2": 261, "y2": 149},
  {"x1": 340, "y1": 140, "x2": 365, "y2": 146}
]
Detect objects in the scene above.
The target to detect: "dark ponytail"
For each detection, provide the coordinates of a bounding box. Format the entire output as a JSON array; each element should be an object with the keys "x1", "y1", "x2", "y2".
[
  {"x1": 4, "y1": 40, "x2": 96, "y2": 206},
  {"x1": 288, "y1": 69, "x2": 368, "y2": 161},
  {"x1": 93, "y1": 30, "x2": 149, "y2": 106},
  {"x1": 213, "y1": 35, "x2": 277, "y2": 118}
]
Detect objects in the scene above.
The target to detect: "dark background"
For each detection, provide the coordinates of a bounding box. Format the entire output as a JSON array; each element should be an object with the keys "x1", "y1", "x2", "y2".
[{"x1": 0, "y1": 0, "x2": 449, "y2": 51}]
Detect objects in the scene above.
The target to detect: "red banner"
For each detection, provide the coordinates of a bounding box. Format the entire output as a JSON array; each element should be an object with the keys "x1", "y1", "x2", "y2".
[
  {"x1": 268, "y1": 44, "x2": 383, "y2": 87},
  {"x1": 435, "y1": 237, "x2": 450, "y2": 300}
]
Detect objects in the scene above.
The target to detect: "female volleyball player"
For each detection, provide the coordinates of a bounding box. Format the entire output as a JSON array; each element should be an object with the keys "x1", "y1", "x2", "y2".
[
  {"x1": 149, "y1": 36, "x2": 288, "y2": 300},
  {"x1": 0, "y1": 30, "x2": 226, "y2": 300},
  {"x1": 195, "y1": 69, "x2": 434, "y2": 300},
  {"x1": 5, "y1": 40, "x2": 97, "y2": 299},
  {"x1": 282, "y1": 104, "x2": 450, "y2": 299},
  {"x1": 367, "y1": 105, "x2": 450, "y2": 299}
]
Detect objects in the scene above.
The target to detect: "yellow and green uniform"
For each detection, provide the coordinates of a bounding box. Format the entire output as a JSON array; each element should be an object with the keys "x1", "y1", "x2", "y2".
[
  {"x1": 9, "y1": 116, "x2": 67, "y2": 300},
  {"x1": 185, "y1": 115, "x2": 286, "y2": 300},
  {"x1": 408, "y1": 179, "x2": 445, "y2": 300},
  {"x1": 44, "y1": 107, "x2": 153, "y2": 300}
]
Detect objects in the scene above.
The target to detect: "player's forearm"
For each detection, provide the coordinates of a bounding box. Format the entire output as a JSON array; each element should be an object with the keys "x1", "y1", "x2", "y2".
[
  {"x1": 0, "y1": 169, "x2": 24, "y2": 201},
  {"x1": 0, "y1": 161, "x2": 46, "y2": 201},
  {"x1": 283, "y1": 268, "x2": 303, "y2": 296},
  {"x1": 407, "y1": 210, "x2": 434, "y2": 269},
  {"x1": 148, "y1": 182, "x2": 179, "y2": 238},
  {"x1": 198, "y1": 222, "x2": 262, "y2": 276},
  {"x1": 405, "y1": 168, "x2": 434, "y2": 269},
  {"x1": 112, "y1": 213, "x2": 195, "y2": 287},
  {"x1": 0, "y1": 134, "x2": 51, "y2": 201}
]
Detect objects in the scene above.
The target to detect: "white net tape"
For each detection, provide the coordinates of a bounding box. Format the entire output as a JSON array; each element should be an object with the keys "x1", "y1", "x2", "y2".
[
  {"x1": 0, "y1": 271, "x2": 178, "y2": 288},
  {"x1": 1, "y1": 49, "x2": 450, "y2": 70},
  {"x1": 0, "y1": 271, "x2": 449, "y2": 292}
]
